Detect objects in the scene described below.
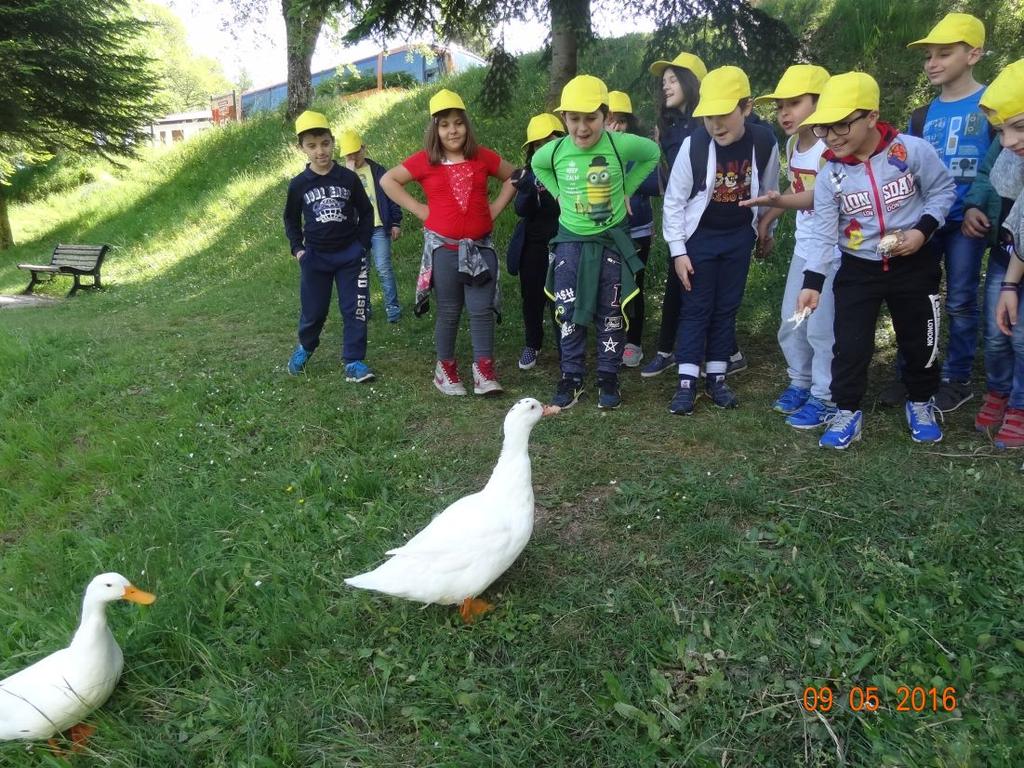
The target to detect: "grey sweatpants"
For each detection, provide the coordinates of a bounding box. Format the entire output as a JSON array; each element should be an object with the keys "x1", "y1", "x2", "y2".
[
  {"x1": 432, "y1": 247, "x2": 498, "y2": 361},
  {"x1": 778, "y1": 251, "x2": 835, "y2": 401}
]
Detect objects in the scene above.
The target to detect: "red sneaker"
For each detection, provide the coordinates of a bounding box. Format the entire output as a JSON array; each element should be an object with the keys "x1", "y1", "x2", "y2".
[
  {"x1": 994, "y1": 408, "x2": 1024, "y2": 449},
  {"x1": 434, "y1": 359, "x2": 467, "y2": 396},
  {"x1": 472, "y1": 357, "x2": 503, "y2": 396},
  {"x1": 975, "y1": 391, "x2": 1009, "y2": 431}
]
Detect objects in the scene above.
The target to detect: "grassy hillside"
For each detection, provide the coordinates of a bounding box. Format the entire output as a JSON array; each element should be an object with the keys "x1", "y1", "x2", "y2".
[{"x1": 2, "y1": 35, "x2": 1023, "y2": 767}]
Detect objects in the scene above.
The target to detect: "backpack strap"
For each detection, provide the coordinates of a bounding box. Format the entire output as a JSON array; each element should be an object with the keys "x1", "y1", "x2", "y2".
[
  {"x1": 687, "y1": 125, "x2": 712, "y2": 200},
  {"x1": 604, "y1": 131, "x2": 629, "y2": 198},
  {"x1": 749, "y1": 122, "x2": 776, "y2": 184},
  {"x1": 549, "y1": 135, "x2": 568, "y2": 179},
  {"x1": 909, "y1": 104, "x2": 929, "y2": 138}
]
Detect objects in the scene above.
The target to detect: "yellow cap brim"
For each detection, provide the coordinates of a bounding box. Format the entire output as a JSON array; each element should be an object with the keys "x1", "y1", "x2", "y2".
[
  {"x1": 800, "y1": 105, "x2": 859, "y2": 127},
  {"x1": 754, "y1": 88, "x2": 811, "y2": 104},
  {"x1": 907, "y1": 34, "x2": 980, "y2": 49},
  {"x1": 556, "y1": 100, "x2": 605, "y2": 114},
  {"x1": 649, "y1": 60, "x2": 672, "y2": 76},
  {"x1": 692, "y1": 98, "x2": 741, "y2": 118},
  {"x1": 339, "y1": 141, "x2": 362, "y2": 155}
]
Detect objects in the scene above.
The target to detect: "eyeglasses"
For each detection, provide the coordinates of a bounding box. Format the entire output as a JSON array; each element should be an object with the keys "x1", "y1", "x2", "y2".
[{"x1": 811, "y1": 112, "x2": 867, "y2": 139}]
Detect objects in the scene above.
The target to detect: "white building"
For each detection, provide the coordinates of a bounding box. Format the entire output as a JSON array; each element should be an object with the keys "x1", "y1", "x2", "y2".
[{"x1": 147, "y1": 110, "x2": 212, "y2": 145}]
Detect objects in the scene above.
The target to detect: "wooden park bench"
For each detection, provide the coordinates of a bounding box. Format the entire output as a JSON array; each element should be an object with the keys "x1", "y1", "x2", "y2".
[{"x1": 18, "y1": 243, "x2": 110, "y2": 296}]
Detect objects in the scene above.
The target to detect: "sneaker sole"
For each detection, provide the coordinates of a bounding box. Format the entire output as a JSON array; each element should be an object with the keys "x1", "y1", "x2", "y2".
[
  {"x1": 518, "y1": 361, "x2": 537, "y2": 370},
  {"x1": 474, "y1": 385, "x2": 504, "y2": 396},
  {"x1": 910, "y1": 432, "x2": 943, "y2": 444},
  {"x1": 788, "y1": 419, "x2": 830, "y2": 431},
  {"x1": 725, "y1": 363, "x2": 747, "y2": 377},
  {"x1": 597, "y1": 400, "x2": 621, "y2": 410},
  {"x1": 434, "y1": 379, "x2": 467, "y2": 396}
]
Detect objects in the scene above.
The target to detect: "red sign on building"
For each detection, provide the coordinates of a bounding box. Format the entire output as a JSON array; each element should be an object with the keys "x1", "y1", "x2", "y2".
[{"x1": 211, "y1": 91, "x2": 239, "y2": 125}]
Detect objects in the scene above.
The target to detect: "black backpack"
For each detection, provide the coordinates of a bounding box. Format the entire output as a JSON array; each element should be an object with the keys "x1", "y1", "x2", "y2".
[{"x1": 688, "y1": 120, "x2": 777, "y2": 199}]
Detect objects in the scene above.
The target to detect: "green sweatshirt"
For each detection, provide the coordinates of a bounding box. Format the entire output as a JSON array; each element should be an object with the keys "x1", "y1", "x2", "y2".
[{"x1": 531, "y1": 131, "x2": 660, "y2": 235}]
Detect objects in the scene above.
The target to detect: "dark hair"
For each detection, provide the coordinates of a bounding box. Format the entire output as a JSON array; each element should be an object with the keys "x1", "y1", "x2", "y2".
[
  {"x1": 656, "y1": 65, "x2": 701, "y2": 138},
  {"x1": 524, "y1": 132, "x2": 565, "y2": 163},
  {"x1": 424, "y1": 108, "x2": 479, "y2": 164},
  {"x1": 610, "y1": 112, "x2": 642, "y2": 135},
  {"x1": 297, "y1": 128, "x2": 332, "y2": 145}
]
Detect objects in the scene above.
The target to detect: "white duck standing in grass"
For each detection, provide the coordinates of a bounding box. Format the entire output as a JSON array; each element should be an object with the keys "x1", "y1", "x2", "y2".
[
  {"x1": 346, "y1": 397, "x2": 559, "y2": 622},
  {"x1": 0, "y1": 572, "x2": 156, "y2": 744}
]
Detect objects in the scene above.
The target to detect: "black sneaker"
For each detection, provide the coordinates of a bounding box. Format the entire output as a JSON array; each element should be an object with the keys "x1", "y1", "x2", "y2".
[
  {"x1": 669, "y1": 375, "x2": 698, "y2": 415},
  {"x1": 597, "y1": 375, "x2": 621, "y2": 410},
  {"x1": 705, "y1": 373, "x2": 739, "y2": 408},
  {"x1": 933, "y1": 379, "x2": 973, "y2": 413},
  {"x1": 877, "y1": 378, "x2": 907, "y2": 407},
  {"x1": 552, "y1": 376, "x2": 585, "y2": 409},
  {"x1": 726, "y1": 350, "x2": 748, "y2": 376}
]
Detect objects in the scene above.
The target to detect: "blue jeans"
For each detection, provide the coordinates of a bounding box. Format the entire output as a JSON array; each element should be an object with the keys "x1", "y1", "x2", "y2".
[
  {"x1": 935, "y1": 223, "x2": 986, "y2": 381},
  {"x1": 982, "y1": 257, "x2": 1024, "y2": 408},
  {"x1": 370, "y1": 226, "x2": 400, "y2": 321}
]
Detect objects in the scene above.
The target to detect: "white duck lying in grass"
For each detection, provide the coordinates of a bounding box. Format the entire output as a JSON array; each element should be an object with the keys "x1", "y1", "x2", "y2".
[
  {"x1": 346, "y1": 397, "x2": 559, "y2": 622},
  {"x1": 0, "y1": 573, "x2": 156, "y2": 744}
]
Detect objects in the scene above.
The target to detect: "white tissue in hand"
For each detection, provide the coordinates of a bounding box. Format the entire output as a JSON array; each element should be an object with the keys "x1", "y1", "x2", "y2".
[
  {"x1": 788, "y1": 307, "x2": 812, "y2": 328},
  {"x1": 877, "y1": 232, "x2": 902, "y2": 256}
]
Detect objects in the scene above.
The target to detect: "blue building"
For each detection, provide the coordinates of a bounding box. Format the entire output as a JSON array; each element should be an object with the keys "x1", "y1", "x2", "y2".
[{"x1": 241, "y1": 43, "x2": 485, "y2": 118}]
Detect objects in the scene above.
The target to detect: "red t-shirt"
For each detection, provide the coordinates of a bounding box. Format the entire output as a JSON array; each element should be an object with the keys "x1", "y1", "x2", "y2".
[{"x1": 402, "y1": 147, "x2": 503, "y2": 240}]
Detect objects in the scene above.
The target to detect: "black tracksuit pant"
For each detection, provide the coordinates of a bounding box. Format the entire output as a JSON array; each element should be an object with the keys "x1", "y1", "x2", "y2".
[{"x1": 830, "y1": 249, "x2": 942, "y2": 410}]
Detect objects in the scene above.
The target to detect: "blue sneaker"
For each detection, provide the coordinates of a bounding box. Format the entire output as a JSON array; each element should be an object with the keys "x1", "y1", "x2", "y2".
[
  {"x1": 641, "y1": 352, "x2": 674, "y2": 378},
  {"x1": 552, "y1": 376, "x2": 585, "y2": 409},
  {"x1": 287, "y1": 344, "x2": 311, "y2": 375},
  {"x1": 344, "y1": 360, "x2": 375, "y2": 383},
  {"x1": 518, "y1": 347, "x2": 539, "y2": 370},
  {"x1": 668, "y1": 375, "x2": 698, "y2": 415},
  {"x1": 786, "y1": 396, "x2": 837, "y2": 429},
  {"x1": 905, "y1": 399, "x2": 943, "y2": 443},
  {"x1": 705, "y1": 374, "x2": 739, "y2": 408},
  {"x1": 819, "y1": 409, "x2": 862, "y2": 449},
  {"x1": 772, "y1": 385, "x2": 811, "y2": 414},
  {"x1": 597, "y1": 375, "x2": 621, "y2": 410}
]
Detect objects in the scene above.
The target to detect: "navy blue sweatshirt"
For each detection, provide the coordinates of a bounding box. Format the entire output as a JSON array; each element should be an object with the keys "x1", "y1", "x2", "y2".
[{"x1": 283, "y1": 162, "x2": 373, "y2": 256}]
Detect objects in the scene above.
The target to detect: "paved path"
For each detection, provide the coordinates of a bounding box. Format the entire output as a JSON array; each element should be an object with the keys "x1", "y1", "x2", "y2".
[{"x1": 0, "y1": 294, "x2": 61, "y2": 309}]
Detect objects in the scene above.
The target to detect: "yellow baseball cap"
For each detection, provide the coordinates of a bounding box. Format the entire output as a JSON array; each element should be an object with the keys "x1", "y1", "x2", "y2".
[
  {"x1": 980, "y1": 59, "x2": 1024, "y2": 126},
  {"x1": 295, "y1": 110, "x2": 330, "y2": 135},
  {"x1": 801, "y1": 71, "x2": 880, "y2": 126},
  {"x1": 338, "y1": 130, "x2": 363, "y2": 155},
  {"x1": 522, "y1": 113, "x2": 565, "y2": 147},
  {"x1": 556, "y1": 75, "x2": 609, "y2": 114},
  {"x1": 649, "y1": 52, "x2": 708, "y2": 81},
  {"x1": 907, "y1": 12, "x2": 985, "y2": 49},
  {"x1": 429, "y1": 89, "x2": 466, "y2": 115},
  {"x1": 692, "y1": 66, "x2": 751, "y2": 117},
  {"x1": 755, "y1": 64, "x2": 831, "y2": 104},
  {"x1": 608, "y1": 91, "x2": 633, "y2": 114}
]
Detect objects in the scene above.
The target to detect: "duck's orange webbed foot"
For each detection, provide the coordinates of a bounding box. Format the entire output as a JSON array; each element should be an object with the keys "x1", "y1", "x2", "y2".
[{"x1": 459, "y1": 597, "x2": 495, "y2": 624}]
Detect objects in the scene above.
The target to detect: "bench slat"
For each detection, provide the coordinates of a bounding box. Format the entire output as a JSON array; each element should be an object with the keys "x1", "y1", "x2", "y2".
[{"x1": 55, "y1": 247, "x2": 106, "y2": 255}]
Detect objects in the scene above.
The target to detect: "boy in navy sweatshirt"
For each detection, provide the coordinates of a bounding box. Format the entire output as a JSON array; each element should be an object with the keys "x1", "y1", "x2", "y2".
[
  {"x1": 284, "y1": 111, "x2": 375, "y2": 382},
  {"x1": 796, "y1": 73, "x2": 956, "y2": 449}
]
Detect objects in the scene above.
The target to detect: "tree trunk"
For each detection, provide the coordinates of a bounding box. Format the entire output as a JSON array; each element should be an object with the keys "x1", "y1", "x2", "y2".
[
  {"x1": 0, "y1": 187, "x2": 13, "y2": 250},
  {"x1": 546, "y1": 0, "x2": 590, "y2": 109},
  {"x1": 282, "y1": 0, "x2": 328, "y2": 119}
]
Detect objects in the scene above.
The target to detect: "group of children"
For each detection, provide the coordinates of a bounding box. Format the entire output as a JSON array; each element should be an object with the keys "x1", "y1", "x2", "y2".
[{"x1": 281, "y1": 11, "x2": 1024, "y2": 451}]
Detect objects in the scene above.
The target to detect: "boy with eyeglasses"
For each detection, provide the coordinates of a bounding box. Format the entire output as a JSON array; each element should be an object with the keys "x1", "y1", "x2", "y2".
[{"x1": 795, "y1": 72, "x2": 956, "y2": 449}]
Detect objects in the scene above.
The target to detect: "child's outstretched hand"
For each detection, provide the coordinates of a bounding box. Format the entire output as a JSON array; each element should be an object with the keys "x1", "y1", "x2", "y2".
[
  {"x1": 996, "y1": 290, "x2": 1019, "y2": 336},
  {"x1": 674, "y1": 255, "x2": 694, "y2": 292},
  {"x1": 739, "y1": 190, "x2": 781, "y2": 208}
]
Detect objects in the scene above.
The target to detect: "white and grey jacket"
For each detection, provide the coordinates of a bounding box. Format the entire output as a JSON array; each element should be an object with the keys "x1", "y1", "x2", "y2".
[
  {"x1": 662, "y1": 131, "x2": 781, "y2": 258},
  {"x1": 801, "y1": 123, "x2": 956, "y2": 292}
]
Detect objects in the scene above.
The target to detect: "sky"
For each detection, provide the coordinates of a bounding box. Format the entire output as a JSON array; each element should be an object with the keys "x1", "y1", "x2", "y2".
[{"x1": 152, "y1": 1, "x2": 655, "y2": 91}]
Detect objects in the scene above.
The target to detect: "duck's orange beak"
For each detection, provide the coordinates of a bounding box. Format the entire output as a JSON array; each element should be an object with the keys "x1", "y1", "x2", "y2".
[
  {"x1": 542, "y1": 405, "x2": 561, "y2": 417},
  {"x1": 122, "y1": 584, "x2": 157, "y2": 605}
]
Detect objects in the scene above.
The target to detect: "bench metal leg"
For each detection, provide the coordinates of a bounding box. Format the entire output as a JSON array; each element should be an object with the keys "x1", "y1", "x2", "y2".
[
  {"x1": 22, "y1": 272, "x2": 40, "y2": 295},
  {"x1": 68, "y1": 274, "x2": 81, "y2": 297}
]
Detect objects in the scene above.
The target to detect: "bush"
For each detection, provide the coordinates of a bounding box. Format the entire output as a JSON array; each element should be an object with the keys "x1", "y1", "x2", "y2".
[{"x1": 315, "y1": 70, "x2": 418, "y2": 98}]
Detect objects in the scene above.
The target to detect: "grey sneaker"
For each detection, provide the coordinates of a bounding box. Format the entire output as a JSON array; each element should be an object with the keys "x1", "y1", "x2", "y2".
[
  {"x1": 726, "y1": 350, "x2": 748, "y2": 376},
  {"x1": 933, "y1": 379, "x2": 973, "y2": 413}
]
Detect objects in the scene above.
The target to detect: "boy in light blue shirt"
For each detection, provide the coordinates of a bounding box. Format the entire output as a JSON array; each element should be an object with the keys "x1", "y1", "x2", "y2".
[{"x1": 895, "y1": 13, "x2": 994, "y2": 412}]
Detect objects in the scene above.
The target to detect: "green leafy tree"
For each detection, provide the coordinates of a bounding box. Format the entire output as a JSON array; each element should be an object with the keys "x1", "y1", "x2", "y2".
[{"x1": 0, "y1": 0, "x2": 158, "y2": 249}]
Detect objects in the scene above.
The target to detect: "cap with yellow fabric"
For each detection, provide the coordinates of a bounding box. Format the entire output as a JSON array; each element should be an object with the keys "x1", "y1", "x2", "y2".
[
  {"x1": 338, "y1": 130, "x2": 363, "y2": 155},
  {"x1": 692, "y1": 66, "x2": 751, "y2": 118},
  {"x1": 907, "y1": 12, "x2": 985, "y2": 49},
  {"x1": 608, "y1": 91, "x2": 633, "y2": 114},
  {"x1": 800, "y1": 72, "x2": 879, "y2": 126},
  {"x1": 295, "y1": 110, "x2": 330, "y2": 135},
  {"x1": 556, "y1": 75, "x2": 609, "y2": 114},
  {"x1": 980, "y1": 59, "x2": 1024, "y2": 126},
  {"x1": 522, "y1": 113, "x2": 565, "y2": 147},
  {"x1": 429, "y1": 89, "x2": 466, "y2": 115},
  {"x1": 755, "y1": 64, "x2": 831, "y2": 104},
  {"x1": 648, "y1": 52, "x2": 708, "y2": 81}
]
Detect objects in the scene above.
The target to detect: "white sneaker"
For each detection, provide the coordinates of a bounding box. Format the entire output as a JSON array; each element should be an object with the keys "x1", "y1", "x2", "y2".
[
  {"x1": 472, "y1": 358, "x2": 503, "y2": 396},
  {"x1": 434, "y1": 360, "x2": 467, "y2": 396},
  {"x1": 622, "y1": 343, "x2": 643, "y2": 368}
]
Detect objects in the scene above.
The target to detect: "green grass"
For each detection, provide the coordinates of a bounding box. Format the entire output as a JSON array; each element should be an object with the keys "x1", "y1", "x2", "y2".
[{"x1": 2, "y1": 34, "x2": 1024, "y2": 767}]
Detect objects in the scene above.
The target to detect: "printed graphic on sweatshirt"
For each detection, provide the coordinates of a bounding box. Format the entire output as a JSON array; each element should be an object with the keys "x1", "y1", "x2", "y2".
[
  {"x1": 304, "y1": 185, "x2": 352, "y2": 224},
  {"x1": 886, "y1": 142, "x2": 908, "y2": 172},
  {"x1": 923, "y1": 112, "x2": 987, "y2": 184},
  {"x1": 838, "y1": 171, "x2": 917, "y2": 219},
  {"x1": 844, "y1": 219, "x2": 864, "y2": 250},
  {"x1": 584, "y1": 156, "x2": 613, "y2": 223},
  {"x1": 711, "y1": 158, "x2": 752, "y2": 203}
]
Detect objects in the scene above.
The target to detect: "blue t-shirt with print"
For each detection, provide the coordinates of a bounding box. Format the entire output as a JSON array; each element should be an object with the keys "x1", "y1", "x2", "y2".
[{"x1": 910, "y1": 88, "x2": 991, "y2": 222}]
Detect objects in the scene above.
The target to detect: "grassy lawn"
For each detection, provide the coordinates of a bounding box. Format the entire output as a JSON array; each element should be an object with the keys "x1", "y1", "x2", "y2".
[{"x1": 2, "y1": 36, "x2": 1023, "y2": 767}]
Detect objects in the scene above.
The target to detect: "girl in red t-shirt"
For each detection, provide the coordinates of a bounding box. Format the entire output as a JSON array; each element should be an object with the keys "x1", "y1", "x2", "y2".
[{"x1": 381, "y1": 89, "x2": 516, "y2": 396}]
